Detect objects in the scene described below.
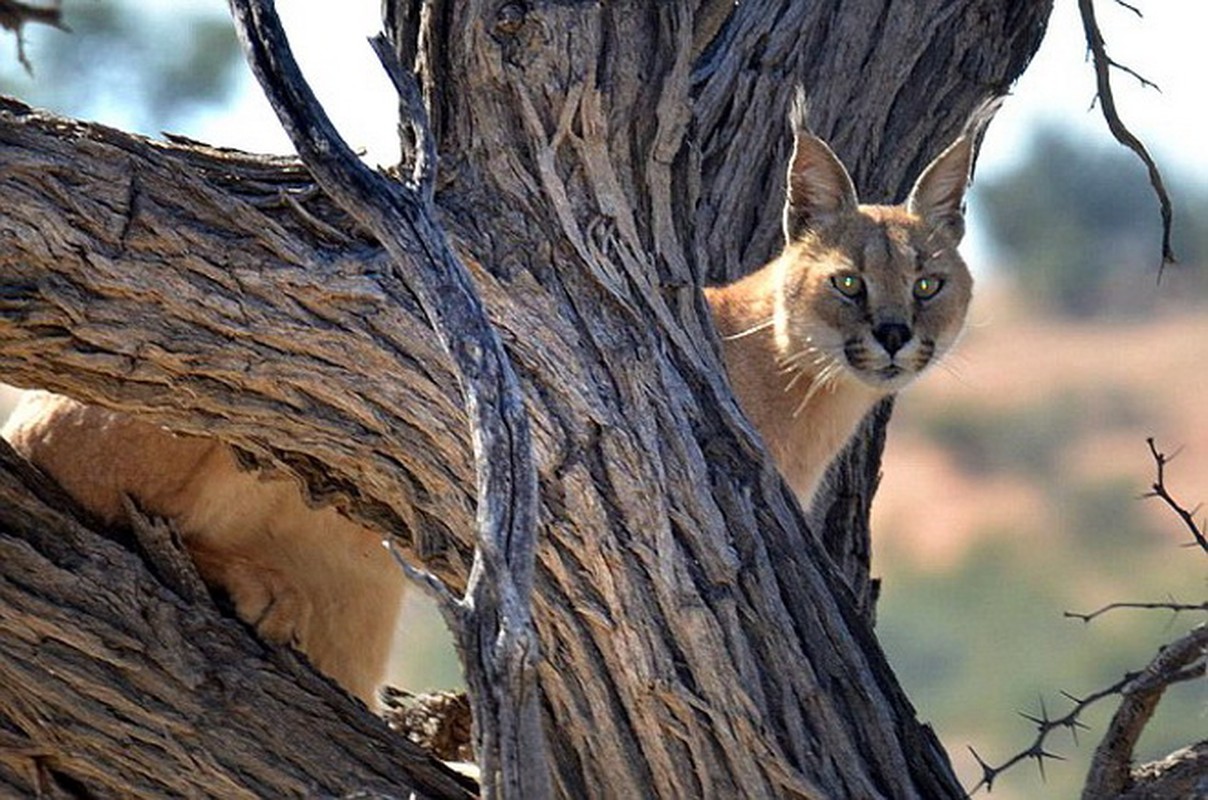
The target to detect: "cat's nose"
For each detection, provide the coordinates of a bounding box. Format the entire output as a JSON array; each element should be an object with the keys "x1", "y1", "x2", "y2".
[{"x1": 872, "y1": 322, "x2": 912, "y2": 356}]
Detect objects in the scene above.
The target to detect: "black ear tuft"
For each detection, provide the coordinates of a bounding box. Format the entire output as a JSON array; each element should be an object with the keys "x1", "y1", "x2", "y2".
[
  {"x1": 906, "y1": 136, "x2": 973, "y2": 245},
  {"x1": 906, "y1": 95, "x2": 1004, "y2": 245}
]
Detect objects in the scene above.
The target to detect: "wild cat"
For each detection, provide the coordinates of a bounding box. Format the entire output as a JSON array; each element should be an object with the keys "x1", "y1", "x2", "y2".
[
  {"x1": 2, "y1": 116, "x2": 979, "y2": 705},
  {"x1": 704, "y1": 122, "x2": 977, "y2": 504},
  {"x1": 3, "y1": 392, "x2": 403, "y2": 707}
]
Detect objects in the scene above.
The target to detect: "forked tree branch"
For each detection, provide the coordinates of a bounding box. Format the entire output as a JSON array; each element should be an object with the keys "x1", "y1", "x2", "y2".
[
  {"x1": 226, "y1": 1, "x2": 548, "y2": 797},
  {"x1": 1082, "y1": 625, "x2": 1206, "y2": 798},
  {"x1": 969, "y1": 626, "x2": 1206, "y2": 795},
  {"x1": 1077, "y1": 0, "x2": 1176, "y2": 270}
]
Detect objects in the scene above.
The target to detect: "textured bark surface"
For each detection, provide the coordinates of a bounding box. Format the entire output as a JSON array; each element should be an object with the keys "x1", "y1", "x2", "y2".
[
  {"x1": 0, "y1": 1, "x2": 1053, "y2": 797},
  {"x1": 0, "y1": 441, "x2": 475, "y2": 799}
]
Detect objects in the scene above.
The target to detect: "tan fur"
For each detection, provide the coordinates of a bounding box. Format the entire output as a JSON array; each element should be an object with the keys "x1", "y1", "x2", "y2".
[
  {"x1": 705, "y1": 131, "x2": 975, "y2": 504},
  {"x1": 2, "y1": 391, "x2": 403, "y2": 707}
]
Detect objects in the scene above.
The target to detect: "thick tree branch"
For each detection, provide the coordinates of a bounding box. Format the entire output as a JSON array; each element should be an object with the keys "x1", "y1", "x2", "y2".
[
  {"x1": 228, "y1": 2, "x2": 547, "y2": 795},
  {"x1": 0, "y1": 96, "x2": 476, "y2": 580}
]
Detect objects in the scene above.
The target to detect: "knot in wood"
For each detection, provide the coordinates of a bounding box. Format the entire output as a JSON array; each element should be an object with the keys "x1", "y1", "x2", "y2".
[{"x1": 493, "y1": 2, "x2": 527, "y2": 37}]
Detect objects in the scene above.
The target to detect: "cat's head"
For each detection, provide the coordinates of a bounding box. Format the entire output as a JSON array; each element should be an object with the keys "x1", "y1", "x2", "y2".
[{"x1": 772, "y1": 130, "x2": 975, "y2": 394}]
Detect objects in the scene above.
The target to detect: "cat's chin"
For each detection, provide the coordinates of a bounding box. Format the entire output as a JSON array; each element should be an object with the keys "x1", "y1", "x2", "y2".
[{"x1": 847, "y1": 363, "x2": 918, "y2": 393}]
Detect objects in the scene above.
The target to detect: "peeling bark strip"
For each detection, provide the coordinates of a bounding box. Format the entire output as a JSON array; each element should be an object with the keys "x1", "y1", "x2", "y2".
[{"x1": 0, "y1": 1, "x2": 1052, "y2": 797}]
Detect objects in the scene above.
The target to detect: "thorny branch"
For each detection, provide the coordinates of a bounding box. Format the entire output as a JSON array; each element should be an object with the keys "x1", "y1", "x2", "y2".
[
  {"x1": 1143, "y1": 437, "x2": 1208, "y2": 554},
  {"x1": 1077, "y1": 0, "x2": 1176, "y2": 270},
  {"x1": 969, "y1": 627, "x2": 1206, "y2": 794},
  {"x1": 1065, "y1": 599, "x2": 1208, "y2": 624},
  {"x1": 970, "y1": 440, "x2": 1207, "y2": 794}
]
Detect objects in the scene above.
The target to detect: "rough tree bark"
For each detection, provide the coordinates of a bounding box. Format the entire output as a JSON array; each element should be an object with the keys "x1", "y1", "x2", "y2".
[{"x1": 0, "y1": 1, "x2": 1052, "y2": 798}]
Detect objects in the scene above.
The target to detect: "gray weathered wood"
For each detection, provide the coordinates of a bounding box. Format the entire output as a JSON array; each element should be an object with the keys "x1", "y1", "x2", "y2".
[{"x1": 228, "y1": 2, "x2": 549, "y2": 796}]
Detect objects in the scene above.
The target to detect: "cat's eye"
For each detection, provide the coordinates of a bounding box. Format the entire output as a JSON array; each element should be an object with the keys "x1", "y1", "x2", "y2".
[
  {"x1": 831, "y1": 274, "x2": 865, "y2": 298},
  {"x1": 913, "y1": 276, "x2": 944, "y2": 300}
]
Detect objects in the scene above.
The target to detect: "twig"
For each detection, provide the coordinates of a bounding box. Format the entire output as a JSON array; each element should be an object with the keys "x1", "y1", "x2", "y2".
[
  {"x1": 0, "y1": 0, "x2": 65, "y2": 73},
  {"x1": 1077, "y1": 0, "x2": 1175, "y2": 272},
  {"x1": 972, "y1": 440, "x2": 1207, "y2": 794},
  {"x1": 969, "y1": 684, "x2": 1110, "y2": 794},
  {"x1": 1065, "y1": 599, "x2": 1208, "y2": 623},
  {"x1": 226, "y1": 2, "x2": 549, "y2": 798},
  {"x1": 1143, "y1": 438, "x2": 1208, "y2": 555}
]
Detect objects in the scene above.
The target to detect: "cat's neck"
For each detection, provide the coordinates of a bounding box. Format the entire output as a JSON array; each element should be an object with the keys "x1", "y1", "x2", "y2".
[{"x1": 706, "y1": 258, "x2": 885, "y2": 503}]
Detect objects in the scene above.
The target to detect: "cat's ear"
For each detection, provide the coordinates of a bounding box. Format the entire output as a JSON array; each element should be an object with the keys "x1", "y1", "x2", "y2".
[
  {"x1": 783, "y1": 132, "x2": 858, "y2": 241},
  {"x1": 906, "y1": 135, "x2": 974, "y2": 245}
]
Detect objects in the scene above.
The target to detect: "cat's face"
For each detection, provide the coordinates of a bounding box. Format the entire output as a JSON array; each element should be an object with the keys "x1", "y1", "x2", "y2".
[
  {"x1": 776, "y1": 207, "x2": 972, "y2": 393},
  {"x1": 774, "y1": 130, "x2": 976, "y2": 393}
]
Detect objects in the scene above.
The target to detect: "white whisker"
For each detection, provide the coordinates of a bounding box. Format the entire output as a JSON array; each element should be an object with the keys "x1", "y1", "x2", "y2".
[
  {"x1": 723, "y1": 317, "x2": 775, "y2": 340},
  {"x1": 791, "y1": 360, "x2": 843, "y2": 417}
]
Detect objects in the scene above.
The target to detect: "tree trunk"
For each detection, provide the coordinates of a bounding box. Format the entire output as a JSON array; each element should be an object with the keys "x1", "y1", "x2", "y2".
[{"x1": 0, "y1": 1, "x2": 1052, "y2": 797}]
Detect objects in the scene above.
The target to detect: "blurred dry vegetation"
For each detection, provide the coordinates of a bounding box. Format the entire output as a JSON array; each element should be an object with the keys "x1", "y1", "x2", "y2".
[
  {"x1": 875, "y1": 129, "x2": 1207, "y2": 797},
  {"x1": 1, "y1": 6, "x2": 1204, "y2": 798}
]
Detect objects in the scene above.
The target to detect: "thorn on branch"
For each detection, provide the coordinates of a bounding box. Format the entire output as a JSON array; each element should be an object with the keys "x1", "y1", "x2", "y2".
[
  {"x1": 967, "y1": 745, "x2": 997, "y2": 793},
  {"x1": 1077, "y1": 0, "x2": 1176, "y2": 272}
]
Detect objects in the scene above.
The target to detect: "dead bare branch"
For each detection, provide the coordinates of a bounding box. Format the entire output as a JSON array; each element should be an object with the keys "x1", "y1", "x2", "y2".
[
  {"x1": 1077, "y1": 0, "x2": 1176, "y2": 271},
  {"x1": 1082, "y1": 625, "x2": 1207, "y2": 798},
  {"x1": 1065, "y1": 600, "x2": 1208, "y2": 624},
  {"x1": 972, "y1": 440, "x2": 1207, "y2": 794},
  {"x1": 368, "y1": 32, "x2": 436, "y2": 202},
  {"x1": 227, "y1": 1, "x2": 548, "y2": 796},
  {"x1": 0, "y1": 0, "x2": 64, "y2": 73},
  {"x1": 1143, "y1": 438, "x2": 1208, "y2": 555}
]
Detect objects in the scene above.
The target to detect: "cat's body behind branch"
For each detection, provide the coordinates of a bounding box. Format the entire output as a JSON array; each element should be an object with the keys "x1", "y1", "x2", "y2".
[{"x1": 2, "y1": 391, "x2": 404, "y2": 706}]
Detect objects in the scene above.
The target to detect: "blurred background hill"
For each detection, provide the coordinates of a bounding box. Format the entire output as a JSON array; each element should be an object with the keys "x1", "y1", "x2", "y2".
[
  {"x1": 1, "y1": 2, "x2": 1205, "y2": 798},
  {"x1": 870, "y1": 122, "x2": 1208, "y2": 797}
]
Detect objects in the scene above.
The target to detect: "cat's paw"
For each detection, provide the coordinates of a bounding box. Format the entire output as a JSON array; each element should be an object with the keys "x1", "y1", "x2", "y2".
[{"x1": 201, "y1": 558, "x2": 313, "y2": 649}]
